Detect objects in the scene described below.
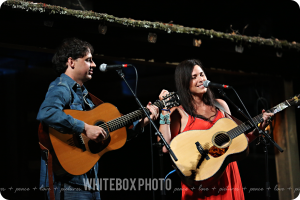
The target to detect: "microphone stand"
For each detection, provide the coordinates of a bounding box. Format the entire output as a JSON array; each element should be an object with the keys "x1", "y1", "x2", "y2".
[
  {"x1": 260, "y1": 133, "x2": 271, "y2": 200},
  {"x1": 153, "y1": 141, "x2": 166, "y2": 199},
  {"x1": 217, "y1": 88, "x2": 283, "y2": 152},
  {"x1": 218, "y1": 88, "x2": 283, "y2": 200},
  {"x1": 218, "y1": 89, "x2": 255, "y2": 126},
  {"x1": 116, "y1": 69, "x2": 178, "y2": 162}
]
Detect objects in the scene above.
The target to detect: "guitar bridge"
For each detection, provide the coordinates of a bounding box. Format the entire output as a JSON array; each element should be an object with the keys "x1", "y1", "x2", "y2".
[{"x1": 195, "y1": 142, "x2": 210, "y2": 160}]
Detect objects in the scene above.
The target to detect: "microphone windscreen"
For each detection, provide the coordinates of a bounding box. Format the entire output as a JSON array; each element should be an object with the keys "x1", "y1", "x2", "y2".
[
  {"x1": 203, "y1": 80, "x2": 210, "y2": 88},
  {"x1": 99, "y1": 63, "x2": 107, "y2": 72}
]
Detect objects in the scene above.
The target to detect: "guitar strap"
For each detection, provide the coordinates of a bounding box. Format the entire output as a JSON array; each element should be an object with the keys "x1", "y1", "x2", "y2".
[
  {"x1": 213, "y1": 100, "x2": 243, "y2": 125},
  {"x1": 38, "y1": 92, "x2": 104, "y2": 200},
  {"x1": 38, "y1": 123, "x2": 55, "y2": 200},
  {"x1": 88, "y1": 92, "x2": 104, "y2": 107}
]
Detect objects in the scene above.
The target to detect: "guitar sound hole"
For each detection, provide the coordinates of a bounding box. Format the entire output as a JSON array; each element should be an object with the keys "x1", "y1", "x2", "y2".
[
  {"x1": 214, "y1": 133, "x2": 230, "y2": 147},
  {"x1": 89, "y1": 137, "x2": 111, "y2": 154},
  {"x1": 88, "y1": 120, "x2": 111, "y2": 153},
  {"x1": 95, "y1": 121, "x2": 109, "y2": 135}
]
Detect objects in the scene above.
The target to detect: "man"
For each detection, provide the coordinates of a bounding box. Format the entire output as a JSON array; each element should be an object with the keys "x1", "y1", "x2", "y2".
[{"x1": 37, "y1": 38, "x2": 159, "y2": 200}]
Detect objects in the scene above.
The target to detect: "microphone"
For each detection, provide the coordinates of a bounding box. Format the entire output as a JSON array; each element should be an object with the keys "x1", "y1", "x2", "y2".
[
  {"x1": 99, "y1": 63, "x2": 132, "y2": 72},
  {"x1": 203, "y1": 80, "x2": 232, "y2": 89}
]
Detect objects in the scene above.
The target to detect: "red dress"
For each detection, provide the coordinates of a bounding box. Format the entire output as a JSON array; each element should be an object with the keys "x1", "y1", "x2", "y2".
[{"x1": 172, "y1": 109, "x2": 245, "y2": 200}]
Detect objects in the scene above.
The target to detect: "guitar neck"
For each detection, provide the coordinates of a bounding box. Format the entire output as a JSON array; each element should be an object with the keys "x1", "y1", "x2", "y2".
[
  {"x1": 229, "y1": 100, "x2": 291, "y2": 139},
  {"x1": 99, "y1": 100, "x2": 165, "y2": 132}
]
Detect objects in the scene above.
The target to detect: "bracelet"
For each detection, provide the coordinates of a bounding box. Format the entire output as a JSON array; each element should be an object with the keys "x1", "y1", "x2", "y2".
[
  {"x1": 160, "y1": 113, "x2": 170, "y2": 124},
  {"x1": 162, "y1": 108, "x2": 171, "y2": 113}
]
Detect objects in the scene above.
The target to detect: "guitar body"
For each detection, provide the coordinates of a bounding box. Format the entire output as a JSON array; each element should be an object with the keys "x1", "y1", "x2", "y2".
[
  {"x1": 49, "y1": 103, "x2": 127, "y2": 176},
  {"x1": 170, "y1": 117, "x2": 249, "y2": 188}
]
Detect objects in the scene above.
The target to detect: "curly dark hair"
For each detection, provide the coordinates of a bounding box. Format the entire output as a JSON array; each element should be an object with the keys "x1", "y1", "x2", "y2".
[
  {"x1": 175, "y1": 59, "x2": 216, "y2": 121},
  {"x1": 52, "y1": 38, "x2": 94, "y2": 74}
]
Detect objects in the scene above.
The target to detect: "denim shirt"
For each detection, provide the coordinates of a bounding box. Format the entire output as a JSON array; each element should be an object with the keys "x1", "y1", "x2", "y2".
[
  {"x1": 37, "y1": 73, "x2": 100, "y2": 190},
  {"x1": 37, "y1": 74, "x2": 142, "y2": 190}
]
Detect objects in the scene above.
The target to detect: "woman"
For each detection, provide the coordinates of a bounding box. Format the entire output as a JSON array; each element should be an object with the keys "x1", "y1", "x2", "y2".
[{"x1": 159, "y1": 59, "x2": 273, "y2": 200}]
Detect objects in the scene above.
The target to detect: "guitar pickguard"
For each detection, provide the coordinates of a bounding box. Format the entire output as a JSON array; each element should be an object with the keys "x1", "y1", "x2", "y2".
[
  {"x1": 88, "y1": 137, "x2": 111, "y2": 154},
  {"x1": 208, "y1": 146, "x2": 229, "y2": 158}
]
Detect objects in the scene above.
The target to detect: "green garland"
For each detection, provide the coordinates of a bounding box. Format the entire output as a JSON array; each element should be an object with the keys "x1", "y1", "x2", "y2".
[{"x1": 4, "y1": 0, "x2": 300, "y2": 51}]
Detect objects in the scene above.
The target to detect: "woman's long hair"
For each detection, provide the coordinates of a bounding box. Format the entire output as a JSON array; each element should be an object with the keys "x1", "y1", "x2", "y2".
[{"x1": 175, "y1": 59, "x2": 216, "y2": 121}]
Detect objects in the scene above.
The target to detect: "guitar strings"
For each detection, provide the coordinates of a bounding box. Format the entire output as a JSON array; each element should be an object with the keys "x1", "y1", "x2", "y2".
[
  {"x1": 102, "y1": 96, "x2": 179, "y2": 131},
  {"x1": 98, "y1": 111, "x2": 141, "y2": 131},
  {"x1": 110, "y1": 100, "x2": 165, "y2": 128},
  {"x1": 107, "y1": 107, "x2": 148, "y2": 129},
  {"x1": 106, "y1": 97, "x2": 177, "y2": 130},
  {"x1": 186, "y1": 113, "x2": 264, "y2": 156},
  {"x1": 97, "y1": 108, "x2": 265, "y2": 146},
  {"x1": 107, "y1": 106, "x2": 150, "y2": 130},
  {"x1": 204, "y1": 113, "x2": 265, "y2": 146},
  {"x1": 97, "y1": 101, "x2": 162, "y2": 131},
  {"x1": 209, "y1": 104, "x2": 281, "y2": 147},
  {"x1": 98, "y1": 107, "x2": 266, "y2": 145},
  {"x1": 95, "y1": 102, "x2": 277, "y2": 147},
  {"x1": 200, "y1": 105, "x2": 281, "y2": 146}
]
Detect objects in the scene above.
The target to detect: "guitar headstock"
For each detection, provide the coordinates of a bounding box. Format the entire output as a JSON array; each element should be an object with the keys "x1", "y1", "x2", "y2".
[
  {"x1": 161, "y1": 92, "x2": 181, "y2": 109},
  {"x1": 287, "y1": 94, "x2": 300, "y2": 107}
]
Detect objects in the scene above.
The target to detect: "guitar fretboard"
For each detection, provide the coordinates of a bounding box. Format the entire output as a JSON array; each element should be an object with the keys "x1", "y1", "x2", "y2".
[
  {"x1": 98, "y1": 101, "x2": 164, "y2": 132},
  {"x1": 228, "y1": 101, "x2": 290, "y2": 139}
]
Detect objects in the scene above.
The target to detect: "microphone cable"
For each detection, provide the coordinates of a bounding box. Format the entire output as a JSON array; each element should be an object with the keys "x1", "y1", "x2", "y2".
[{"x1": 131, "y1": 65, "x2": 138, "y2": 95}]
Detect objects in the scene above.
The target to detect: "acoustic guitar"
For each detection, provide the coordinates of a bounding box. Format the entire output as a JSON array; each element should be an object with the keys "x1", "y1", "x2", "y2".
[
  {"x1": 170, "y1": 94, "x2": 300, "y2": 188},
  {"x1": 49, "y1": 92, "x2": 180, "y2": 175}
]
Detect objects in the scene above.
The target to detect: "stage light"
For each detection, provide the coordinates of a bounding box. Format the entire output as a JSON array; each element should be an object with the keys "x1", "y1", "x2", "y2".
[
  {"x1": 44, "y1": 21, "x2": 54, "y2": 27},
  {"x1": 98, "y1": 24, "x2": 107, "y2": 35},
  {"x1": 193, "y1": 39, "x2": 202, "y2": 47},
  {"x1": 276, "y1": 51, "x2": 283, "y2": 58},
  {"x1": 235, "y1": 45, "x2": 244, "y2": 53},
  {"x1": 148, "y1": 33, "x2": 157, "y2": 43}
]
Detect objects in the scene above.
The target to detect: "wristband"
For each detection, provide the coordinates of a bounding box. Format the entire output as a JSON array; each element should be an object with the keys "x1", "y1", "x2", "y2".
[{"x1": 160, "y1": 113, "x2": 170, "y2": 124}]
